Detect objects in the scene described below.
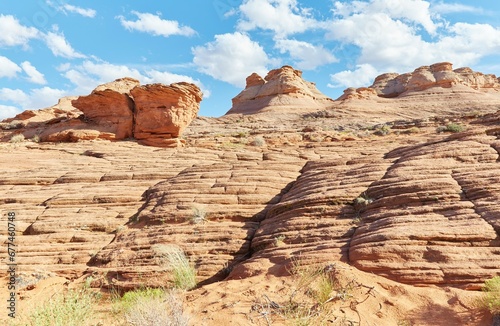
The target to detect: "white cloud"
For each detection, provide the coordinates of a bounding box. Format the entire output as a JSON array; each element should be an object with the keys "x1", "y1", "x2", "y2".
[
  {"x1": 44, "y1": 29, "x2": 86, "y2": 59},
  {"x1": 21, "y1": 61, "x2": 46, "y2": 85},
  {"x1": 237, "y1": 0, "x2": 319, "y2": 38},
  {"x1": 326, "y1": 1, "x2": 500, "y2": 88},
  {"x1": 62, "y1": 4, "x2": 97, "y2": 18},
  {"x1": 193, "y1": 32, "x2": 276, "y2": 87},
  {"x1": 59, "y1": 60, "x2": 209, "y2": 97},
  {"x1": 0, "y1": 88, "x2": 29, "y2": 106},
  {"x1": 0, "y1": 56, "x2": 21, "y2": 78},
  {"x1": 332, "y1": 0, "x2": 439, "y2": 35},
  {"x1": 432, "y1": 2, "x2": 485, "y2": 14},
  {"x1": 118, "y1": 11, "x2": 196, "y2": 37},
  {"x1": 328, "y1": 64, "x2": 379, "y2": 88},
  {"x1": 275, "y1": 39, "x2": 337, "y2": 70},
  {"x1": 144, "y1": 70, "x2": 210, "y2": 97},
  {"x1": 0, "y1": 87, "x2": 66, "y2": 111},
  {"x1": 0, "y1": 105, "x2": 22, "y2": 121},
  {"x1": 0, "y1": 14, "x2": 39, "y2": 48}
]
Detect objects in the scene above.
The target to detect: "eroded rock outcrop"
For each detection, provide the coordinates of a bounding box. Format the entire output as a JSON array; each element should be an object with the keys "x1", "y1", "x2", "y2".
[
  {"x1": 132, "y1": 82, "x2": 202, "y2": 147},
  {"x1": 368, "y1": 62, "x2": 500, "y2": 98},
  {"x1": 227, "y1": 65, "x2": 333, "y2": 115},
  {"x1": 1, "y1": 78, "x2": 202, "y2": 147}
]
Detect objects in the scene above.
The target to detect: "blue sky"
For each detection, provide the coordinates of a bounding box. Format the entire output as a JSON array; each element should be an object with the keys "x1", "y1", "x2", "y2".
[{"x1": 0, "y1": 0, "x2": 499, "y2": 119}]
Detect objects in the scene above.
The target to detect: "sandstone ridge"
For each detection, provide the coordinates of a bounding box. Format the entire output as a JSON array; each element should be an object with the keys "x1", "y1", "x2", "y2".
[
  {"x1": 226, "y1": 65, "x2": 334, "y2": 115},
  {"x1": 2, "y1": 78, "x2": 202, "y2": 148},
  {"x1": 339, "y1": 62, "x2": 500, "y2": 100}
]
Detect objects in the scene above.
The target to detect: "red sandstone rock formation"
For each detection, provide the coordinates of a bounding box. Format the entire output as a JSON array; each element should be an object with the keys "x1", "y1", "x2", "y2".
[
  {"x1": 227, "y1": 65, "x2": 334, "y2": 115},
  {"x1": 368, "y1": 62, "x2": 500, "y2": 98},
  {"x1": 131, "y1": 82, "x2": 202, "y2": 147},
  {"x1": 0, "y1": 78, "x2": 202, "y2": 147}
]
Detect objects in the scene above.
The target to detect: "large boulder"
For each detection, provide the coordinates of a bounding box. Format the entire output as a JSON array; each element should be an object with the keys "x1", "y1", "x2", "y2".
[
  {"x1": 227, "y1": 65, "x2": 333, "y2": 115},
  {"x1": 131, "y1": 82, "x2": 202, "y2": 147},
  {"x1": 1, "y1": 78, "x2": 202, "y2": 147},
  {"x1": 71, "y1": 77, "x2": 139, "y2": 140}
]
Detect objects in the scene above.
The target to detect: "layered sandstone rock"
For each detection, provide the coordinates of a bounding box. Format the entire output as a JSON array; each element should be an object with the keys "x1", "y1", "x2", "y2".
[
  {"x1": 0, "y1": 79, "x2": 202, "y2": 147},
  {"x1": 368, "y1": 62, "x2": 500, "y2": 98},
  {"x1": 71, "y1": 77, "x2": 138, "y2": 140},
  {"x1": 227, "y1": 65, "x2": 333, "y2": 115},
  {"x1": 131, "y1": 82, "x2": 202, "y2": 147}
]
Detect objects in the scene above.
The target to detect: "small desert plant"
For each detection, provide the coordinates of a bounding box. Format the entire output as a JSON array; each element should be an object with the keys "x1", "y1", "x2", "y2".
[
  {"x1": 153, "y1": 245, "x2": 197, "y2": 290},
  {"x1": 273, "y1": 235, "x2": 286, "y2": 247},
  {"x1": 31, "y1": 134, "x2": 40, "y2": 143},
  {"x1": 189, "y1": 204, "x2": 207, "y2": 224},
  {"x1": 374, "y1": 125, "x2": 391, "y2": 136},
  {"x1": 353, "y1": 192, "x2": 373, "y2": 208},
  {"x1": 251, "y1": 136, "x2": 266, "y2": 147},
  {"x1": 115, "y1": 288, "x2": 189, "y2": 326},
  {"x1": 10, "y1": 134, "x2": 25, "y2": 143},
  {"x1": 437, "y1": 123, "x2": 466, "y2": 133},
  {"x1": 477, "y1": 276, "x2": 500, "y2": 316},
  {"x1": 28, "y1": 286, "x2": 99, "y2": 326}
]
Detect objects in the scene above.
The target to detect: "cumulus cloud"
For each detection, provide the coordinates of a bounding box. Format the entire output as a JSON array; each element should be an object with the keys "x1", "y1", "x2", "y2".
[
  {"x1": 0, "y1": 14, "x2": 39, "y2": 48},
  {"x1": 275, "y1": 39, "x2": 337, "y2": 70},
  {"x1": 328, "y1": 64, "x2": 379, "y2": 88},
  {"x1": 144, "y1": 70, "x2": 210, "y2": 97},
  {"x1": 332, "y1": 0, "x2": 439, "y2": 35},
  {"x1": 44, "y1": 30, "x2": 86, "y2": 59},
  {"x1": 118, "y1": 11, "x2": 196, "y2": 37},
  {"x1": 0, "y1": 56, "x2": 21, "y2": 78},
  {"x1": 326, "y1": 0, "x2": 500, "y2": 88},
  {"x1": 0, "y1": 105, "x2": 22, "y2": 121},
  {"x1": 193, "y1": 32, "x2": 276, "y2": 87},
  {"x1": 21, "y1": 61, "x2": 47, "y2": 85},
  {"x1": 237, "y1": 0, "x2": 319, "y2": 38},
  {"x1": 59, "y1": 60, "x2": 209, "y2": 97},
  {"x1": 0, "y1": 87, "x2": 66, "y2": 111}
]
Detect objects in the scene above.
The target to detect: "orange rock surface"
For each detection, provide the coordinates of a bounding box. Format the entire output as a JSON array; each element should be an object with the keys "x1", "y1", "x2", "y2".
[{"x1": 1, "y1": 63, "x2": 500, "y2": 325}]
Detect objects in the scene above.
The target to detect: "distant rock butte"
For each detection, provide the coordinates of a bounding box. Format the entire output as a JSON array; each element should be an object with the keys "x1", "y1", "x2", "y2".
[
  {"x1": 339, "y1": 62, "x2": 500, "y2": 100},
  {"x1": 2, "y1": 78, "x2": 202, "y2": 147},
  {"x1": 226, "y1": 65, "x2": 334, "y2": 115}
]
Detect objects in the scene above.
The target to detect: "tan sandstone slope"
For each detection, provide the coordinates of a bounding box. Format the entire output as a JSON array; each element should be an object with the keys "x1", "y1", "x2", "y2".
[
  {"x1": 1, "y1": 62, "x2": 500, "y2": 325},
  {"x1": 226, "y1": 65, "x2": 334, "y2": 115}
]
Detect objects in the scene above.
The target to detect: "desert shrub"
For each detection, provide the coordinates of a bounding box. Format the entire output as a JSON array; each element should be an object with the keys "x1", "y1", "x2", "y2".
[
  {"x1": 353, "y1": 192, "x2": 373, "y2": 208},
  {"x1": 374, "y1": 125, "x2": 391, "y2": 136},
  {"x1": 10, "y1": 134, "x2": 25, "y2": 143},
  {"x1": 115, "y1": 288, "x2": 189, "y2": 326},
  {"x1": 28, "y1": 286, "x2": 99, "y2": 326},
  {"x1": 478, "y1": 276, "x2": 500, "y2": 315},
  {"x1": 189, "y1": 204, "x2": 207, "y2": 224},
  {"x1": 153, "y1": 245, "x2": 197, "y2": 290},
  {"x1": 273, "y1": 235, "x2": 286, "y2": 247},
  {"x1": 437, "y1": 123, "x2": 466, "y2": 133},
  {"x1": 31, "y1": 134, "x2": 40, "y2": 143},
  {"x1": 251, "y1": 136, "x2": 266, "y2": 147}
]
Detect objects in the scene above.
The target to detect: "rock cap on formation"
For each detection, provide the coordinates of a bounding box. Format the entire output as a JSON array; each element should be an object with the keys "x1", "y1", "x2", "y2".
[
  {"x1": 226, "y1": 65, "x2": 334, "y2": 115},
  {"x1": 338, "y1": 62, "x2": 500, "y2": 100},
  {"x1": 1, "y1": 78, "x2": 202, "y2": 147}
]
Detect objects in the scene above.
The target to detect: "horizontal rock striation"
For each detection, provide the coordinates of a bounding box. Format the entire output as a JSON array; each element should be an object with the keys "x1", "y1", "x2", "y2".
[
  {"x1": 1, "y1": 78, "x2": 202, "y2": 147},
  {"x1": 227, "y1": 65, "x2": 333, "y2": 115}
]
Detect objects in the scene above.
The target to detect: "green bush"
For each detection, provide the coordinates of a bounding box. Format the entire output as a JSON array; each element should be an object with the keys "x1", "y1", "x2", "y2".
[
  {"x1": 10, "y1": 134, "x2": 25, "y2": 143},
  {"x1": 479, "y1": 276, "x2": 500, "y2": 315},
  {"x1": 115, "y1": 288, "x2": 189, "y2": 326},
  {"x1": 437, "y1": 123, "x2": 466, "y2": 133},
  {"x1": 153, "y1": 245, "x2": 197, "y2": 290},
  {"x1": 28, "y1": 287, "x2": 99, "y2": 326}
]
